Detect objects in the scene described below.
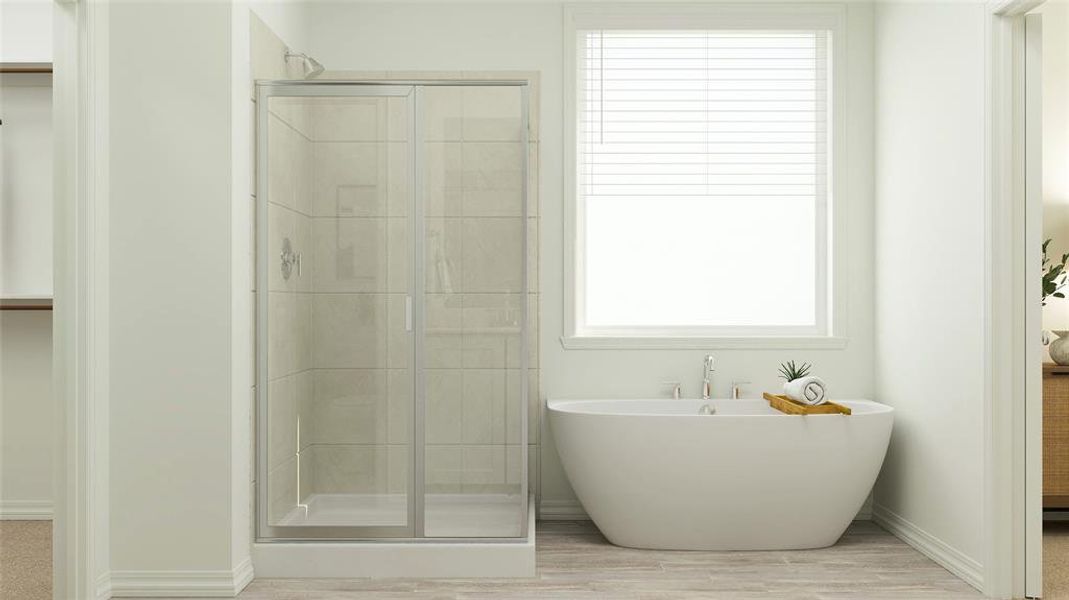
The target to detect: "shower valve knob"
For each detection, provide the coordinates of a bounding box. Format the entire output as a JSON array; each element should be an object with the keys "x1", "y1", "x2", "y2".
[{"x1": 280, "y1": 237, "x2": 300, "y2": 281}]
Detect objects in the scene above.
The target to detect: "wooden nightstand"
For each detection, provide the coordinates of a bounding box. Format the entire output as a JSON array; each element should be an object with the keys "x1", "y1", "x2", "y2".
[{"x1": 1045, "y1": 363, "x2": 1069, "y2": 508}]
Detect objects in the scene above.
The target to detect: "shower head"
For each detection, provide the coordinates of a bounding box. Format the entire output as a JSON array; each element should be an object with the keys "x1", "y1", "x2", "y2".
[
  {"x1": 285, "y1": 50, "x2": 324, "y2": 79},
  {"x1": 304, "y1": 56, "x2": 325, "y2": 78}
]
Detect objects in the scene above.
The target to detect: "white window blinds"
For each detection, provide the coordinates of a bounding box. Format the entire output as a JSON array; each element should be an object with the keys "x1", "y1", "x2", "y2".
[{"x1": 577, "y1": 30, "x2": 831, "y2": 332}]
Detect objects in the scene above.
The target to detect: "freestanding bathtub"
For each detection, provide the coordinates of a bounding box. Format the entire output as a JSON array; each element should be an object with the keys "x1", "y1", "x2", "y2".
[{"x1": 548, "y1": 398, "x2": 893, "y2": 551}]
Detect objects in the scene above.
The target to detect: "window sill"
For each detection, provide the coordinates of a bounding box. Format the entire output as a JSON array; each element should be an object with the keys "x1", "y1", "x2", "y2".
[{"x1": 559, "y1": 335, "x2": 849, "y2": 350}]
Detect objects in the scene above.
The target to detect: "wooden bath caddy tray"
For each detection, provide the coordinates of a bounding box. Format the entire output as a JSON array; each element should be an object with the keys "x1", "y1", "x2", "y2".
[{"x1": 763, "y1": 393, "x2": 852, "y2": 416}]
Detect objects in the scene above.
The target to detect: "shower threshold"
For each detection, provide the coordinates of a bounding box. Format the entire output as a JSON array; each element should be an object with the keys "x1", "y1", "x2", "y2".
[
  {"x1": 252, "y1": 495, "x2": 536, "y2": 579},
  {"x1": 278, "y1": 492, "x2": 525, "y2": 538}
]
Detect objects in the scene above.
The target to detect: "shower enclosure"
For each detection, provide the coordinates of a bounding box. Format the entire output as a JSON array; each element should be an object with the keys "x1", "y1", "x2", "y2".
[{"x1": 256, "y1": 81, "x2": 529, "y2": 541}]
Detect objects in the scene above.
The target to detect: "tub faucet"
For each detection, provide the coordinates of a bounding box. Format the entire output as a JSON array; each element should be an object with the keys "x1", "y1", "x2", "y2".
[{"x1": 702, "y1": 355, "x2": 716, "y2": 400}]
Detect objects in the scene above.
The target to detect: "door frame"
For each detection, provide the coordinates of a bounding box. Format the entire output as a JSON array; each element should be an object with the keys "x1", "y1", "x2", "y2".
[
  {"x1": 985, "y1": 1, "x2": 1045, "y2": 598},
  {"x1": 1024, "y1": 12, "x2": 1043, "y2": 598},
  {"x1": 52, "y1": 0, "x2": 110, "y2": 598}
]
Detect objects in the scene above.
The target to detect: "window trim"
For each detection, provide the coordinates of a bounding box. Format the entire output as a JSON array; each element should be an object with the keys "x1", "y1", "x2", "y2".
[{"x1": 561, "y1": 3, "x2": 849, "y2": 350}]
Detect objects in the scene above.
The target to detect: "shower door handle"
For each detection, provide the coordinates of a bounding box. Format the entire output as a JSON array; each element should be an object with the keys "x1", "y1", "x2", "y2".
[{"x1": 405, "y1": 296, "x2": 413, "y2": 332}]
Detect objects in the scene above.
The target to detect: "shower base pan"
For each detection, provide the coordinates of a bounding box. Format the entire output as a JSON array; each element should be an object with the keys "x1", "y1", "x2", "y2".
[
  {"x1": 252, "y1": 494, "x2": 535, "y2": 578},
  {"x1": 277, "y1": 493, "x2": 524, "y2": 537}
]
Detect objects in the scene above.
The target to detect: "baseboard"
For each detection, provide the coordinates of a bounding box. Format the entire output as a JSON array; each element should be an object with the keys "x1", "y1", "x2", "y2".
[
  {"x1": 872, "y1": 503, "x2": 983, "y2": 592},
  {"x1": 96, "y1": 572, "x2": 112, "y2": 600},
  {"x1": 0, "y1": 500, "x2": 53, "y2": 520},
  {"x1": 109, "y1": 558, "x2": 254, "y2": 598},
  {"x1": 232, "y1": 557, "x2": 254, "y2": 594},
  {"x1": 538, "y1": 498, "x2": 589, "y2": 520}
]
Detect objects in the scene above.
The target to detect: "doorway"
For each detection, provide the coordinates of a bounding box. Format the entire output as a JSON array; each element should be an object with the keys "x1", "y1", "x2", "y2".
[
  {"x1": 0, "y1": 66, "x2": 55, "y2": 600},
  {"x1": 1026, "y1": 3, "x2": 1069, "y2": 598}
]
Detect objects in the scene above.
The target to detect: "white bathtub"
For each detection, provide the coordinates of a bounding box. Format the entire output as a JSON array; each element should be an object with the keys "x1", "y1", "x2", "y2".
[{"x1": 548, "y1": 398, "x2": 893, "y2": 551}]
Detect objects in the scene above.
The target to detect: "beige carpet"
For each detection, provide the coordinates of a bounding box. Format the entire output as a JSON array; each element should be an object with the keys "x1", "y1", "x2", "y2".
[
  {"x1": 1048, "y1": 522, "x2": 1069, "y2": 599},
  {"x1": 0, "y1": 521, "x2": 51, "y2": 600}
]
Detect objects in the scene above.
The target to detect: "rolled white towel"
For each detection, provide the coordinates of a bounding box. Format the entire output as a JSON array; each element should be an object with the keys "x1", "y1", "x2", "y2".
[{"x1": 784, "y1": 376, "x2": 827, "y2": 406}]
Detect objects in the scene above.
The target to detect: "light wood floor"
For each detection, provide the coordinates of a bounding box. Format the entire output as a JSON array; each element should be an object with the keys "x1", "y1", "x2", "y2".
[
  {"x1": 1, "y1": 520, "x2": 984, "y2": 599},
  {"x1": 233, "y1": 521, "x2": 981, "y2": 600}
]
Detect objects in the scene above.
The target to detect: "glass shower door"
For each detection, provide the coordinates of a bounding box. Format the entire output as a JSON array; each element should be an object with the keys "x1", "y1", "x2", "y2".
[
  {"x1": 257, "y1": 81, "x2": 529, "y2": 541},
  {"x1": 258, "y1": 84, "x2": 417, "y2": 539}
]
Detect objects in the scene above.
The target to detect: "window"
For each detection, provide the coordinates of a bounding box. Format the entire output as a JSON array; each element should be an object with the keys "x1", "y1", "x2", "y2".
[{"x1": 566, "y1": 7, "x2": 843, "y2": 347}]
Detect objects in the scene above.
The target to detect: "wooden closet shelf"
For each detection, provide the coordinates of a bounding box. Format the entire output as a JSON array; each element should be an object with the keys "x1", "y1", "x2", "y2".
[
  {"x1": 0, "y1": 63, "x2": 53, "y2": 74},
  {"x1": 0, "y1": 298, "x2": 53, "y2": 311}
]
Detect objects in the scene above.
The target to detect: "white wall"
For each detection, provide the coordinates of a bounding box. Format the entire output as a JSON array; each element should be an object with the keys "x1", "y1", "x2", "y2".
[
  {"x1": 249, "y1": 0, "x2": 308, "y2": 56},
  {"x1": 304, "y1": 1, "x2": 876, "y2": 512},
  {"x1": 0, "y1": 0, "x2": 51, "y2": 64},
  {"x1": 1042, "y1": 3, "x2": 1069, "y2": 340},
  {"x1": 872, "y1": 1, "x2": 986, "y2": 584},
  {"x1": 1, "y1": 73, "x2": 53, "y2": 298},
  {"x1": 0, "y1": 311, "x2": 53, "y2": 519},
  {"x1": 232, "y1": 1, "x2": 254, "y2": 577},
  {"x1": 107, "y1": 2, "x2": 250, "y2": 590}
]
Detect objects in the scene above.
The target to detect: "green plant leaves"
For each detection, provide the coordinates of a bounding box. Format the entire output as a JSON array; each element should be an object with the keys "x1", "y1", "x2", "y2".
[
  {"x1": 1043, "y1": 238, "x2": 1069, "y2": 306},
  {"x1": 778, "y1": 360, "x2": 812, "y2": 382}
]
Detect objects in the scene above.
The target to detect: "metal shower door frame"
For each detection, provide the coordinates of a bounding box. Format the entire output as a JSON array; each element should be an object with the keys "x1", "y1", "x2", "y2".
[{"x1": 255, "y1": 80, "x2": 530, "y2": 543}]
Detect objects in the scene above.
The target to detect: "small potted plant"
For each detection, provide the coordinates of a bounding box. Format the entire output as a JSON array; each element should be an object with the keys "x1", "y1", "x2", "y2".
[{"x1": 778, "y1": 360, "x2": 811, "y2": 388}]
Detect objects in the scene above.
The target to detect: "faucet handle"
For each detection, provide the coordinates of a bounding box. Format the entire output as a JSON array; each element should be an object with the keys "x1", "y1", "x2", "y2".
[
  {"x1": 661, "y1": 381, "x2": 683, "y2": 400},
  {"x1": 730, "y1": 380, "x2": 752, "y2": 399}
]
